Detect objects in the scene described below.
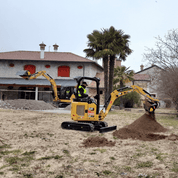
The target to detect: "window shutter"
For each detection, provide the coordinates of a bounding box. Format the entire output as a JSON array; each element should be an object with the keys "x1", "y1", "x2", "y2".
[
  {"x1": 58, "y1": 66, "x2": 70, "y2": 77},
  {"x1": 24, "y1": 65, "x2": 36, "y2": 74}
]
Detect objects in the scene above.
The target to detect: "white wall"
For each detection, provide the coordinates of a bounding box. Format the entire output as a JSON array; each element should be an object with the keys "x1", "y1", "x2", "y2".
[{"x1": 0, "y1": 60, "x2": 103, "y2": 81}]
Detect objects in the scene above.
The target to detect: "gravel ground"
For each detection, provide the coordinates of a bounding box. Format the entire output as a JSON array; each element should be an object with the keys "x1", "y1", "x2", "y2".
[{"x1": 0, "y1": 99, "x2": 56, "y2": 110}]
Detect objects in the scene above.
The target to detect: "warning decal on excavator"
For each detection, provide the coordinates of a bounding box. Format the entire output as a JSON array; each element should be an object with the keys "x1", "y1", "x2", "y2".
[
  {"x1": 88, "y1": 108, "x2": 95, "y2": 116},
  {"x1": 88, "y1": 111, "x2": 94, "y2": 115}
]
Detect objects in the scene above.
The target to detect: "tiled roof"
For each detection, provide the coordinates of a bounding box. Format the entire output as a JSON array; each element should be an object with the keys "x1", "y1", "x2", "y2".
[
  {"x1": 136, "y1": 65, "x2": 162, "y2": 74},
  {"x1": 0, "y1": 51, "x2": 95, "y2": 63},
  {"x1": 133, "y1": 74, "x2": 150, "y2": 81}
]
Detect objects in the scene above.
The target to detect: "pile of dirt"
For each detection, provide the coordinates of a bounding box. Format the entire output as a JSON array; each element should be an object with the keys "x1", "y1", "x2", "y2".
[
  {"x1": 82, "y1": 136, "x2": 116, "y2": 147},
  {"x1": 113, "y1": 113, "x2": 168, "y2": 141},
  {"x1": 0, "y1": 99, "x2": 56, "y2": 110}
]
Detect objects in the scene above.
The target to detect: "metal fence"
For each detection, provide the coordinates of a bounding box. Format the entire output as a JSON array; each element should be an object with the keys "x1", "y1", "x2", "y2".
[{"x1": 0, "y1": 89, "x2": 53, "y2": 102}]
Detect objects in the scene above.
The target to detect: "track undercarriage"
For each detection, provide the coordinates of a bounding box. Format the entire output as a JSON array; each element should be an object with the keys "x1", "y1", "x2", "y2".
[{"x1": 61, "y1": 121, "x2": 117, "y2": 133}]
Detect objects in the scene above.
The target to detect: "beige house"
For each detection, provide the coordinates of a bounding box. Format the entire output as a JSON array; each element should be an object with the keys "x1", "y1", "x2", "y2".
[
  {"x1": 0, "y1": 43, "x2": 103, "y2": 103},
  {"x1": 131, "y1": 64, "x2": 166, "y2": 108}
]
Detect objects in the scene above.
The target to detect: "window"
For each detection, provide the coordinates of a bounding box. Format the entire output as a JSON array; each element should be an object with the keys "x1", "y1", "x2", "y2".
[
  {"x1": 45, "y1": 65, "x2": 50, "y2": 68},
  {"x1": 9, "y1": 63, "x2": 14, "y2": 67},
  {"x1": 77, "y1": 65, "x2": 83, "y2": 69},
  {"x1": 151, "y1": 93, "x2": 157, "y2": 98},
  {"x1": 24, "y1": 65, "x2": 36, "y2": 74},
  {"x1": 58, "y1": 66, "x2": 70, "y2": 77}
]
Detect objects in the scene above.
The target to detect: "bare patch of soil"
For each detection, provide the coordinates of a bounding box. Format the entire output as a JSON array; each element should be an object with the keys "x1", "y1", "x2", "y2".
[
  {"x1": 113, "y1": 113, "x2": 169, "y2": 141},
  {"x1": 82, "y1": 136, "x2": 116, "y2": 147}
]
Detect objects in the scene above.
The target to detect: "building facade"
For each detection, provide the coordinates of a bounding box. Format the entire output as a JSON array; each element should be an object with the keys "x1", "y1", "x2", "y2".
[
  {"x1": 0, "y1": 43, "x2": 103, "y2": 102},
  {"x1": 132, "y1": 64, "x2": 166, "y2": 108}
]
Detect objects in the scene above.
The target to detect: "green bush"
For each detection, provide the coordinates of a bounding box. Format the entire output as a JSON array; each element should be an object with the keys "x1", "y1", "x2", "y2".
[{"x1": 114, "y1": 91, "x2": 141, "y2": 108}]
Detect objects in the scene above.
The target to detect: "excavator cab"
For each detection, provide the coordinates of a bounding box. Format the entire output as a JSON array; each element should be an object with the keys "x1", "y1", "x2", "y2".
[{"x1": 72, "y1": 76, "x2": 100, "y2": 121}]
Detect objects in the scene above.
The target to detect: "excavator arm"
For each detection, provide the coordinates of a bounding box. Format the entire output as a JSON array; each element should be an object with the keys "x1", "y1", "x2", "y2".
[
  {"x1": 18, "y1": 70, "x2": 77, "y2": 104},
  {"x1": 99, "y1": 85, "x2": 159, "y2": 120},
  {"x1": 17, "y1": 70, "x2": 60, "y2": 101}
]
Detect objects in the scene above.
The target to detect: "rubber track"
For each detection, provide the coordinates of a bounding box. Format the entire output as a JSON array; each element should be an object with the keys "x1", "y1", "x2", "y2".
[{"x1": 61, "y1": 121, "x2": 94, "y2": 132}]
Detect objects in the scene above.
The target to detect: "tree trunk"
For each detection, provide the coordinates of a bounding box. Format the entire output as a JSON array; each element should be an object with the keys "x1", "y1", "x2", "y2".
[
  {"x1": 120, "y1": 80, "x2": 124, "y2": 109},
  {"x1": 103, "y1": 56, "x2": 109, "y2": 104},
  {"x1": 109, "y1": 55, "x2": 115, "y2": 95}
]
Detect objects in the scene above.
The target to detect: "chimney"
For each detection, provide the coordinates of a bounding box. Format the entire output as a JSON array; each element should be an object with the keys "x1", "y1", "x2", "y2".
[
  {"x1": 140, "y1": 64, "x2": 144, "y2": 71},
  {"x1": 53, "y1": 43, "x2": 59, "y2": 52},
  {"x1": 115, "y1": 58, "x2": 121, "y2": 68},
  {"x1": 39, "y1": 42, "x2": 46, "y2": 59}
]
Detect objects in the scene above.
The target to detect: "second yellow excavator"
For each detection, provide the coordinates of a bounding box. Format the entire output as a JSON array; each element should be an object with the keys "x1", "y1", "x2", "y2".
[{"x1": 17, "y1": 70, "x2": 75, "y2": 105}]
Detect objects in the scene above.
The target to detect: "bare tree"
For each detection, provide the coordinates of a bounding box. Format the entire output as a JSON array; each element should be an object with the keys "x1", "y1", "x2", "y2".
[{"x1": 143, "y1": 29, "x2": 178, "y2": 110}]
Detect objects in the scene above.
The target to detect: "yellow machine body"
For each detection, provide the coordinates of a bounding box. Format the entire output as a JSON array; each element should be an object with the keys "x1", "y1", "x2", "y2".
[
  {"x1": 71, "y1": 102, "x2": 100, "y2": 122},
  {"x1": 71, "y1": 84, "x2": 160, "y2": 123}
]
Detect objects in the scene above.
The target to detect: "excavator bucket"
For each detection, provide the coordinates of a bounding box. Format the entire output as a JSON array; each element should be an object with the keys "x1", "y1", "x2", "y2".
[
  {"x1": 16, "y1": 70, "x2": 31, "y2": 79},
  {"x1": 143, "y1": 98, "x2": 159, "y2": 120},
  {"x1": 144, "y1": 99, "x2": 158, "y2": 112}
]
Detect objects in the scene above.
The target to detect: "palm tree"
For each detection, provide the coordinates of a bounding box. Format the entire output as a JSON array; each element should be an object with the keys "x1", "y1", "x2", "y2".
[
  {"x1": 83, "y1": 26, "x2": 132, "y2": 104},
  {"x1": 83, "y1": 30, "x2": 112, "y2": 103},
  {"x1": 113, "y1": 66, "x2": 134, "y2": 108},
  {"x1": 102, "y1": 27, "x2": 132, "y2": 95}
]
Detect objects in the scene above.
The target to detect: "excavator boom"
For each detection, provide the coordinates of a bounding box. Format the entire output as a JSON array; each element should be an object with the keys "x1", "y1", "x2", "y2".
[{"x1": 99, "y1": 85, "x2": 159, "y2": 120}]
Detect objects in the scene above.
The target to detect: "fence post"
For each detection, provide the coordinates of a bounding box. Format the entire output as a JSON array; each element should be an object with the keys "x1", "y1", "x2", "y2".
[{"x1": 35, "y1": 87, "x2": 38, "y2": 100}]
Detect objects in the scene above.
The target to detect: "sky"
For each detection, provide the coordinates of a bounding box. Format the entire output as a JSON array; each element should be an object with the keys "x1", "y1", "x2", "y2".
[{"x1": 0, "y1": 0, "x2": 178, "y2": 72}]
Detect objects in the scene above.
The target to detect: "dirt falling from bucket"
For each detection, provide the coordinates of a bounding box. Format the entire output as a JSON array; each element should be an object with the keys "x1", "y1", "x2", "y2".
[{"x1": 113, "y1": 113, "x2": 168, "y2": 141}]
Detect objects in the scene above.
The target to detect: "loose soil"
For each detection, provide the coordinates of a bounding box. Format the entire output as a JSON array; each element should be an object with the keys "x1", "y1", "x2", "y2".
[
  {"x1": 113, "y1": 113, "x2": 169, "y2": 141},
  {"x1": 82, "y1": 136, "x2": 116, "y2": 147},
  {"x1": 82, "y1": 113, "x2": 178, "y2": 146},
  {"x1": 0, "y1": 99, "x2": 56, "y2": 110}
]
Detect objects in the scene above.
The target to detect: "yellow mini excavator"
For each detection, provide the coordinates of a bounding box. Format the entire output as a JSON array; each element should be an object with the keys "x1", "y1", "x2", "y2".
[
  {"x1": 17, "y1": 70, "x2": 75, "y2": 104},
  {"x1": 61, "y1": 76, "x2": 160, "y2": 133}
]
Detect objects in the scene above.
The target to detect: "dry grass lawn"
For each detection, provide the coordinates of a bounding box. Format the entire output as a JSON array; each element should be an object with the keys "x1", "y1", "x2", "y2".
[{"x1": 0, "y1": 108, "x2": 178, "y2": 178}]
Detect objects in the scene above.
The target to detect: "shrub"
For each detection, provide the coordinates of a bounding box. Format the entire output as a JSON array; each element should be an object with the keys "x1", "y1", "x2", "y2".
[{"x1": 114, "y1": 91, "x2": 141, "y2": 108}]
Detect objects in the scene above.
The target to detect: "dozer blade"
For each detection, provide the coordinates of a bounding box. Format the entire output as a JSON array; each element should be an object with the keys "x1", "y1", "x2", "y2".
[{"x1": 99, "y1": 125, "x2": 117, "y2": 133}]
